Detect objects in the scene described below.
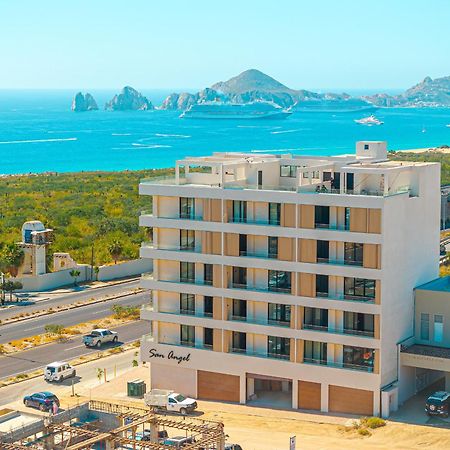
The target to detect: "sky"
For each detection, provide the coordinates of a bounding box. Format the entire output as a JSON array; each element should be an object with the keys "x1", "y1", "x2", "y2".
[{"x1": 0, "y1": 0, "x2": 449, "y2": 91}]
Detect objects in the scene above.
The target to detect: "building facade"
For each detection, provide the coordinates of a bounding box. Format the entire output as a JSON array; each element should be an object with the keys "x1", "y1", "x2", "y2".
[{"x1": 139, "y1": 141, "x2": 440, "y2": 417}]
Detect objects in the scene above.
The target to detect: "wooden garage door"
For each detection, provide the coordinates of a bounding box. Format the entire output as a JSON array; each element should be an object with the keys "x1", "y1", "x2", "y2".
[
  {"x1": 197, "y1": 370, "x2": 239, "y2": 402},
  {"x1": 329, "y1": 385, "x2": 373, "y2": 415},
  {"x1": 298, "y1": 381, "x2": 321, "y2": 411}
]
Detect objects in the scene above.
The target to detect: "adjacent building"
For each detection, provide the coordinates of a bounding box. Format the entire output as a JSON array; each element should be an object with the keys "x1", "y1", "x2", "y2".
[{"x1": 139, "y1": 141, "x2": 440, "y2": 417}]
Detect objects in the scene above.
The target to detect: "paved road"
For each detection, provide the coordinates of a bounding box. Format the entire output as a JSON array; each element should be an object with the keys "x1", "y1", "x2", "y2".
[
  {"x1": 0, "y1": 320, "x2": 149, "y2": 379},
  {"x1": 0, "y1": 290, "x2": 149, "y2": 343},
  {"x1": 0, "y1": 279, "x2": 142, "y2": 321}
]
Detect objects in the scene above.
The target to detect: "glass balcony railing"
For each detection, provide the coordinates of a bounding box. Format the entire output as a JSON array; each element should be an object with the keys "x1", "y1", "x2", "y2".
[
  {"x1": 316, "y1": 258, "x2": 364, "y2": 267},
  {"x1": 140, "y1": 211, "x2": 204, "y2": 221},
  {"x1": 303, "y1": 358, "x2": 374, "y2": 372},
  {"x1": 303, "y1": 323, "x2": 375, "y2": 338},
  {"x1": 229, "y1": 217, "x2": 281, "y2": 226}
]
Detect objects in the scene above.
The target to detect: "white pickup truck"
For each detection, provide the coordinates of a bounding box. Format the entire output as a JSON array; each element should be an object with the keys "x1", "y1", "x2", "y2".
[
  {"x1": 83, "y1": 329, "x2": 118, "y2": 348},
  {"x1": 144, "y1": 389, "x2": 197, "y2": 415}
]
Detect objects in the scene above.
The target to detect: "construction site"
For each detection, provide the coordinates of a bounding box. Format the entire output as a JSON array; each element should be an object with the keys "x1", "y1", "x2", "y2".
[{"x1": 0, "y1": 400, "x2": 226, "y2": 450}]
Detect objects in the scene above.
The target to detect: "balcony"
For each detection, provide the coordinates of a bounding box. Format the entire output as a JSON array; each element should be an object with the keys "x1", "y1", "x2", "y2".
[
  {"x1": 316, "y1": 291, "x2": 376, "y2": 304},
  {"x1": 140, "y1": 211, "x2": 204, "y2": 221},
  {"x1": 230, "y1": 315, "x2": 291, "y2": 328},
  {"x1": 141, "y1": 242, "x2": 201, "y2": 253},
  {"x1": 229, "y1": 217, "x2": 281, "y2": 226},
  {"x1": 303, "y1": 323, "x2": 375, "y2": 338},
  {"x1": 303, "y1": 358, "x2": 374, "y2": 373},
  {"x1": 317, "y1": 258, "x2": 363, "y2": 267}
]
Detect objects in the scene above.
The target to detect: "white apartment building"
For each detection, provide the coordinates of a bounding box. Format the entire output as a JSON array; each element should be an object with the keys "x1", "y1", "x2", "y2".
[{"x1": 139, "y1": 141, "x2": 440, "y2": 417}]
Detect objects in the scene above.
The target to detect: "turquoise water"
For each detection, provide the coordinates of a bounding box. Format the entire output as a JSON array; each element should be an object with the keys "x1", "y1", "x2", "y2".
[{"x1": 0, "y1": 90, "x2": 449, "y2": 174}]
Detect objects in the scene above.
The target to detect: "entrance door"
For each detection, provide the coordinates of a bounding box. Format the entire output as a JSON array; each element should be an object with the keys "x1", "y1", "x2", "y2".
[{"x1": 257, "y1": 170, "x2": 263, "y2": 188}]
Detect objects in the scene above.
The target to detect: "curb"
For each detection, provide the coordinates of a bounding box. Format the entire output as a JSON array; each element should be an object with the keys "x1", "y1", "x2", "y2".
[{"x1": 0, "y1": 289, "x2": 144, "y2": 327}]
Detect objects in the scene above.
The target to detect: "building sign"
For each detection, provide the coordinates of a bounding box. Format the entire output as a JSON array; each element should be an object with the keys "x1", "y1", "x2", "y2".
[{"x1": 147, "y1": 347, "x2": 191, "y2": 365}]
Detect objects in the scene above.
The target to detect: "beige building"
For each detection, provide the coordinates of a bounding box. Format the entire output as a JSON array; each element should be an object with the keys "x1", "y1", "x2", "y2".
[{"x1": 139, "y1": 141, "x2": 440, "y2": 417}]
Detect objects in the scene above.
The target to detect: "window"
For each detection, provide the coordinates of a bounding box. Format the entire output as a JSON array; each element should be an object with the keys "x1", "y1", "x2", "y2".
[
  {"x1": 280, "y1": 165, "x2": 297, "y2": 178},
  {"x1": 232, "y1": 332, "x2": 246, "y2": 352},
  {"x1": 364, "y1": 144, "x2": 369, "y2": 150},
  {"x1": 344, "y1": 242, "x2": 363, "y2": 265},
  {"x1": 434, "y1": 315, "x2": 444, "y2": 343},
  {"x1": 315, "y1": 206, "x2": 330, "y2": 228},
  {"x1": 268, "y1": 304, "x2": 291, "y2": 325},
  {"x1": 232, "y1": 267, "x2": 247, "y2": 288},
  {"x1": 232, "y1": 299, "x2": 247, "y2": 320},
  {"x1": 204, "y1": 296, "x2": 213, "y2": 317},
  {"x1": 268, "y1": 336, "x2": 290, "y2": 359},
  {"x1": 316, "y1": 275, "x2": 329, "y2": 298},
  {"x1": 180, "y1": 293, "x2": 195, "y2": 315},
  {"x1": 304, "y1": 307, "x2": 328, "y2": 330},
  {"x1": 317, "y1": 240, "x2": 329, "y2": 262},
  {"x1": 180, "y1": 229, "x2": 195, "y2": 250},
  {"x1": 344, "y1": 312, "x2": 374, "y2": 337},
  {"x1": 232, "y1": 200, "x2": 247, "y2": 223},
  {"x1": 344, "y1": 207, "x2": 350, "y2": 230},
  {"x1": 268, "y1": 236, "x2": 278, "y2": 258},
  {"x1": 304, "y1": 341, "x2": 327, "y2": 365},
  {"x1": 180, "y1": 262, "x2": 195, "y2": 283},
  {"x1": 344, "y1": 278, "x2": 376, "y2": 300},
  {"x1": 204, "y1": 264, "x2": 213, "y2": 285},
  {"x1": 269, "y1": 203, "x2": 281, "y2": 225},
  {"x1": 420, "y1": 313, "x2": 430, "y2": 340},
  {"x1": 204, "y1": 328, "x2": 213, "y2": 349},
  {"x1": 268, "y1": 270, "x2": 291, "y2": 293},
  {"x1": 343, "y1": 346, "x2": 374, "y2": 372},
  {"x1": 180, "y1": 197, "x2": 195, "y2": 219},
  {"x1": 180, "y1": 325, "x2": 195, "y2": 347},
  {"x1": 239, "y1": 234, "x2": 247, "y2": 256}
]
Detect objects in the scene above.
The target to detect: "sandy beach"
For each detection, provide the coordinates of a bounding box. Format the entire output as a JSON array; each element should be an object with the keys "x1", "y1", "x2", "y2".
[{"x1": 393, "y1": 146, "x2": 450, "y2": 154}]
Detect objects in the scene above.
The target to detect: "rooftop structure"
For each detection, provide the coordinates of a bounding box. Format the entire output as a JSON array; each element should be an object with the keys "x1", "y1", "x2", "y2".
[{"x1": 139, "y1": 141, "x2": 440, "y2": 418}]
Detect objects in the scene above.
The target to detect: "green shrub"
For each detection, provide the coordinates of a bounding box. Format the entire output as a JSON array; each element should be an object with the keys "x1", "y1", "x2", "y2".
[
  {"x1": 357, "y1": 428, "x2": 371, "y2": 436},
  {"x1": 361, "y1": 417, "x2": 386, "y2": 429}
]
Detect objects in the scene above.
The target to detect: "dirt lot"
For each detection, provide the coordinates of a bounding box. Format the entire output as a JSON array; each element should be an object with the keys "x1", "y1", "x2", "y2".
[{"x1": 57, "y1": 366, "x2": 450, "y2": 450}]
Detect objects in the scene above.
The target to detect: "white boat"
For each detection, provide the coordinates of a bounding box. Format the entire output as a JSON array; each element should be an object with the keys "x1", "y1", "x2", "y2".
[
  {"x1": 180, "y1": 101, "x2": 291, "y2": 120},
  {"x1": 354, "y1": 115, "x2": 384, "y2": 126}
]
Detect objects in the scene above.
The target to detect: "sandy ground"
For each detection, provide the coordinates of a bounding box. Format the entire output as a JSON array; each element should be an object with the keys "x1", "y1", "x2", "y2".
[
  {"x1": 394, "y1": 147, "x2": 450, "y2": 154},
  {"x1": 57, "y1": 366, "x2": 450, "y2": 450}
]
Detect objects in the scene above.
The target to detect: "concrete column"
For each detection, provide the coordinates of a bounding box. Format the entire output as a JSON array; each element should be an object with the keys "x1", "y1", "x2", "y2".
[
  {"x1": 340, "y1": 173, "x2": 345, "y2": 194},
  {"x1": 239, "y1": 375, "x2": 246, "y2": 404},
  {"x1": 445, "y1": 372, "x2": 450, "y2": 391},
  {"x1": 327, "y1": 343, "x2": 335, "y2": 365},
  {"x1": 195, "y1": 326, "x2": 203, "y2": 348},
  {"x1": 292, "y1": 380, "x2": 298, "y2": 409},
  {"x1": 247, "y1": 377, "x2": 255, "y2": 400},
  {"x1": 329, "y1": 206, "x2": 337, "y2": 228},
  {"x1": 335, "y1": 311, "x2": 344, "y2": 333},
  {"x1": 328, "y1": 310, "x2": 336, "y2": 332},
  {"x1": 175, "y1": 165, "x2": 180, "y2": 183},
  {"x1": 149, "y1": 418, "x2": 159, "y2": 443},
  {"x1": 321, "y1": 383, "x2": 329, "y2": 412},
  {"x1": 373, "y1": 390, "x2": 381, "y2": 417},
  {"x1": 105, "y1": 438, "x2": 115, "y2": 450},
  {"x1": 153, "y1": 195, "x2": 158, "y2": 215}
]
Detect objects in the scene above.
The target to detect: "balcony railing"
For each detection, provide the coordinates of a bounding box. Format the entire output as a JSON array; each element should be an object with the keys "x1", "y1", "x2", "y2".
[
  {"x1": 140, "y1": 211, "x2": 204, "y2": 221},
  {"x1": 229, "y1": 217, "x2": 281, "y2": 226},
  {"x1": 317, "y1": 257, "x2": 363, "y2": 267},
  {"x1": 239, "y1": 251, "x2": 278, "y2": 259},
  {"x1": 303, "y1": 358, "x2": 374, "y2": 373},
  {"x1": 303, "y1": 323, "x2": 375, "y2": 338}
]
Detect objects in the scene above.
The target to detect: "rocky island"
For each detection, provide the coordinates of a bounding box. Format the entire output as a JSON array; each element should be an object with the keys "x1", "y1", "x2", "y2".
[
  {"x1": 105, "y1": 86, "x2": 153, "y2": 111},
  {"x1": 71, "y1": 92, "x2": 98, "y2": 112}
]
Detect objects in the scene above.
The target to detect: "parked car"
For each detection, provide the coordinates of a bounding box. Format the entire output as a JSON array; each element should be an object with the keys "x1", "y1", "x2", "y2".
[
  {"x1": 83, "y1": 329, "x2": 118, "y2": 348},
  {"x1": 225, "y1": 445, "x2": 243, "y2": 450},
  {"x1": 144, "y1": 389, "x2": 197, "y2": 415},
  {"x1": 44, "y1": 361, "x2": 76, "y2": 382},
  {"x1": 141, "y1": 429, "x2": 168, "y2": 442},
  {"x1": 23, "y1": 392, "x2": 60, "y2": 412},
  {"x1": 425, "y1": 391, "x2": 450, "y2": 417},
  {"x1": 163, "y1": 436, "x2": 195, "y2": 448}
]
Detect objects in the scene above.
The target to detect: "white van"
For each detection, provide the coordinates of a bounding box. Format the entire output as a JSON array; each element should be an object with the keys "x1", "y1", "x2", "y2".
[{"x1": 44, "y1": 361, "x2": 76, "y2": 382}]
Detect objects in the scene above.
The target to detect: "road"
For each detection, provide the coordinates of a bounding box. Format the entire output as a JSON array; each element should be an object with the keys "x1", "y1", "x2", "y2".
[
  {"x1": 0, "y1": 279, "x2": 142, "y2": 321},
  {"x1": 0, "y1": 290, "x2": 149, "y2": 343},
  {"x1": 0, "y1": 320, "x2": 149, "y2": 379}
]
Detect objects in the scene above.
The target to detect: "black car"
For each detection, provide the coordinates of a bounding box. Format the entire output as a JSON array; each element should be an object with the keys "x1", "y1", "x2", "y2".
[{"x1": 425, "y1": 391, "x2": 450, "y2": 417}]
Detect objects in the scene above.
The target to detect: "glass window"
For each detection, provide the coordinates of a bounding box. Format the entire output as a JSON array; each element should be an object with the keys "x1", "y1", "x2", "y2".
[
  {"x1": 268, "y1": 304, "x2": 291, "y2": 324},
  {"x1": 420, "y1": 313, "x2": 430, "y2": 340},
  {"x1": 268, "y1": 236, "x2": 278, "y2": 258},
  {"x1": 204, "y1": 264, "x2": 213, "y2": 285},
  {"x1": 180, "y1": 229, "x2": 195, "y2": 250},
  {"x1": 232, "y1": 299, "x2": 247, "y2": 320},
  {"x1": 180, "y1": 293, "x2": 195, "y2": 315},
  {"x1": 239, "y1": 234, "x2": 247, "y2": 255},
  {"x1": 316, "y1": 274, "x2": 329, "y2": 297},
  {"x1": 268, "y1": 336, "x2": 290, "y2": 359},
  {"x1": 344, "y1": 312, "x2": 374, "y2": 336},
  {"x1": 204, "y1": 328, "x2": 213, "y2": 348},
  {"x1": 317, "y1": 240, "x2": 329, "y2": 261},
  {"x1": 269, "y1": 203, "x2": 281, "y2": 225},
  {"x1": 180, "y1": 197, "x2": 195, "y2": 219},
  {"x1": 204, "y1": 296, "x2": 213, "y2": 317},
  {"x1": 180, "y1": 262, "x2": 195, "y2": 283},
  {"x1": 304, "y1": 307, "x2": 328, "y2": 329},
  {"x1": 232, "y1": 200, "x2": 247, "y2": 223},
  {"x1": 314, "y1": 206, "x2": 330, "y2": 228},
  {"x1": 232, "y1": 332, "x2": 246, "y2": 352},
  {"x1": 434, "y1": 315, "x2": 444, "y2": 343},
  {"x1": 268, "y1": 270, "x2": 291, "y2": 292},
  {"x1": 343, "y1": 346, "x2": 374, "y2": 372},
  {"x1": 344, "y1": 207, "x2": 351, "y2": 230},
  {"x1": 232, "y1": 267, "x2": 247, "y2": 288},
  {"x1": 304, "y1": 340, "x2": 327, "y2": 364},
  {"x1": 344, "y1": 278, "x2": 376, "y2": 300},
  {"x1": 344, "y1": 242, "x2": 363, "y2": 265},
  {"x1": 180, "y1": 325, "x2": 195, "y2": 346},
  {"x1": 280, "y1": 165, "x2": 297, "y2": 178}
]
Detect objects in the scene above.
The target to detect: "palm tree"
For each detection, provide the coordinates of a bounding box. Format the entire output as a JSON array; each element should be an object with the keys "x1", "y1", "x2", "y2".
[
  {"x1": 69, "y1": 269, "x2": 81, "y2": 286},
  {"x1": 107, "y1": 240, "x2": 123, "y2": 265},
  {"x1": 0, "y1": 243, "x2": 24, "y2": 277}
]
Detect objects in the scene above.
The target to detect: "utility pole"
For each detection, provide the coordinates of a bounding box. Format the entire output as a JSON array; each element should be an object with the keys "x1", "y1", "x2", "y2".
[
  {"x1": 0, "y1": 272, "x2": 5, "y2": 305},
  {"x1": 90, "y1": 243, "x2": 94, "y2": 281}
]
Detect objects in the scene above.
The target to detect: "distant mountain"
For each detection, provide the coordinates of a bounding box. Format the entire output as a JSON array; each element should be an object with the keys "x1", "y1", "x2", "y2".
[
  {"x1": 105, "y1": 86, "x2": 153, "y2": 111},
  {"x1": 159, "y1": 69, "x2": 371, "y2": 111},
  {"x1": 71, "y1": 92, "x2": 98, "y2": 112}
]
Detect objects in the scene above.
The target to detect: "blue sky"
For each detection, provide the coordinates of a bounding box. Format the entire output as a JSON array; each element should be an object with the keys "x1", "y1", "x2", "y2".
[{"x1": 1, "y1": 0, "x2": 449, "y2": 90}]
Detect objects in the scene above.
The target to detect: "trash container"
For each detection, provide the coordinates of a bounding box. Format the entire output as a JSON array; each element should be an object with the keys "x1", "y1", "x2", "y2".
[{"x1": 127, "y1": 379, "x2": 146, "y2": 397}]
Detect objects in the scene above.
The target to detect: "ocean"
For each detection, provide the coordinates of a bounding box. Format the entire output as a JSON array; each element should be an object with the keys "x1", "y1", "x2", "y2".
[{"x1": 0, "y1": 90, "x2": 449, "y2": 175}]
